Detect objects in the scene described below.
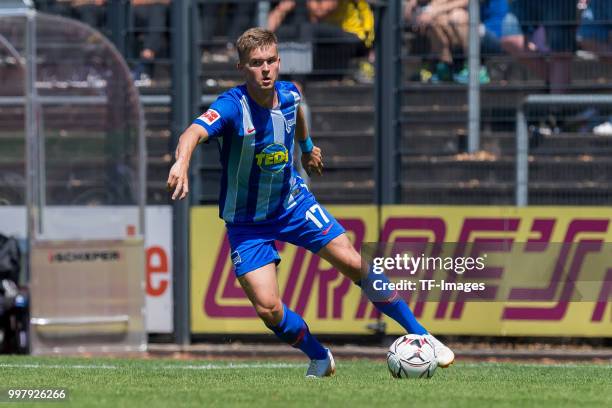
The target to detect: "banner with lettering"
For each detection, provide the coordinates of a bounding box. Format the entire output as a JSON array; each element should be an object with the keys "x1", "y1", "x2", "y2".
[
  {"x1": 191, "y1": 206, "x2": 612, "y2": 337},
  {"x1": 191, "y1": 206, "x2": 380, "y2": 334}
]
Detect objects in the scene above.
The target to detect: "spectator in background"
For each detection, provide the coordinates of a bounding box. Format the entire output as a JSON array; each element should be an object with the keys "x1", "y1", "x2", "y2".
[
  {"x1": 35, "y1": 1, "x2": 106, "y2": 30},
  {"x1": 200, "y1": 2, "x2": 256, "y2": 63},
  {"x1": 404, "y1": 0, "x2": 469, "y2": 82},
  {"x1": 71, "y1": 0, "x2": 106, "y2": 30},
  {"x1": 131, "y1": 0, "x2": 170, "y2": 86},
  {"x1": 453, "y1": 0, "x2": 508, "y2": 84},
  {"x1": 577, "y1": 0, "x2": 612, "y2": 135},
  {"x1": 500, "y1": 0, "x2": 578, "y2": 94},
  {"x1": 268, "y1": 0, "x2": 375, "y2": 81},
  {"x1": 35, "y1": 0, "x2": 72, "y2": 15},
  {"x1": 578, "y1": 0, "x2": 611, "y2": 56},
  {"x1": 479, "y1": 0, "x2": 509, "y2": 54},
  {"x1": 406, "y1": 0, "x2": 510, "y2": 83}
]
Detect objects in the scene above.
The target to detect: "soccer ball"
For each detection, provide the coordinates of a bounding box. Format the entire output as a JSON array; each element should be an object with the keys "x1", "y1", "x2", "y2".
[{"x1": 387, "y1": 334, "x2": 438, "y2": 379}]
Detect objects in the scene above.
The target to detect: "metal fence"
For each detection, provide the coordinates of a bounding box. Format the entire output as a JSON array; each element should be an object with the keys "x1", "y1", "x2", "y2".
[
  {"x1": 0, "y1": 4, "x2": 145, "y2": 209},
  {"x1": 27, "y1": 0, "x2": 612, "y2": 208},
  {"x1": 34, "y1": 1, "x2": 173, "y2": 86},
  {"x1": 399, "y1": 0, "x2": 612, "y2": 205},
  {"x1": 516, "y1": 94, "x2": 612, "y2": 206},
  {"x1": 11, "y1": 0, "x2": 612, "y2": 345}
]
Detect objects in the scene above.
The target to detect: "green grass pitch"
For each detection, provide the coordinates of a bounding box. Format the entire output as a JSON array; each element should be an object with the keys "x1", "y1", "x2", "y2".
[{"x1": 0, "y1": 355, "x2": 610, "y2": 407}]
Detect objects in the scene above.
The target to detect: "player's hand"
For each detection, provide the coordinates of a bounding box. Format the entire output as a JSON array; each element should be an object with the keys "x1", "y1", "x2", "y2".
[
  {"x1": 166, "y1": 159, "x2": 189, "y2": 200},
  {"x1": 301, "y1": 146, "x2": 323, "y2": 176}
]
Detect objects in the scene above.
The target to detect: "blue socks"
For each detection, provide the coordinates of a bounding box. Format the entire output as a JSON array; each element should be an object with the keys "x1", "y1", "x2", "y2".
[
  {"x1": 268, "y1": 304, "x2": 327, "y2": 360},
  {"x1": 357, "y1": 271, "x2": 428, "y2": 335},
  {"x1": 266, "y1": 272, "x2": 427, "y2": 360}
]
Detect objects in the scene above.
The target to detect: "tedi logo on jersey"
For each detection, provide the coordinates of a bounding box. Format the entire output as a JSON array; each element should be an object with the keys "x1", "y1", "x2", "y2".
[{"x1": 255, "y1": 143, "x2": 289, "y2": 173}]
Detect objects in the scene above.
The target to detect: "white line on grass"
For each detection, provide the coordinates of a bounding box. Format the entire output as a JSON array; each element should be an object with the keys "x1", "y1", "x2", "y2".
[
  {"x1": 0, "y1": 362, "x2": 304, "y2": 371},
  {"x1": 176, "y1": 363, "x2": 303, "y2": 370},
  {"x1": 3, "y1": 361, "x2": 609, "y2": 371},
  {"x1": 0, "y1": 363, "x2": 117, "y2": 370},
  {"x1": 461, "y1": 362, "x2": 612, "y2": 368}
]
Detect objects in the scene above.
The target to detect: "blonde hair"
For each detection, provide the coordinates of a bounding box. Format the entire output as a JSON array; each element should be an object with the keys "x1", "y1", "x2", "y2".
[{"x1": 236, "y1": 28, "x2": 278, "y2": 63}]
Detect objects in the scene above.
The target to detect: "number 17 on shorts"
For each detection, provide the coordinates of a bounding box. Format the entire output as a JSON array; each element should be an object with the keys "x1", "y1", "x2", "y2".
[{"x1": 305, "y1": 204, "x2": 330, "y2": 230}]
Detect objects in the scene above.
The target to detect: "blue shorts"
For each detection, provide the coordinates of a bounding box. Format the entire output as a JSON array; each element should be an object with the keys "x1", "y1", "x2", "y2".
[{"x1": 226, "y1": 193, "x2": 346, "y2": 277}]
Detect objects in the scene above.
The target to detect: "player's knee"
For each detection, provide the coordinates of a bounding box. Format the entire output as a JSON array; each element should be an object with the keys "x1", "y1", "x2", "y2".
[{"x1": 255, "y1": 301, "x2": 283, "y2": 326}]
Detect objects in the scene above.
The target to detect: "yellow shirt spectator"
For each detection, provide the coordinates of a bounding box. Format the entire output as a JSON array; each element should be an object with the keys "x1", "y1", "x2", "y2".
[{"x1": 322, "y1": 0, "x2": 375, "y2": 48}]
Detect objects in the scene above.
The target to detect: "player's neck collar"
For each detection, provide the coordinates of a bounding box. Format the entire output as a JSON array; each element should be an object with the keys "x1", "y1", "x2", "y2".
[{"x1": 245, "y1": 83, "x2": 279, "y2": 110}]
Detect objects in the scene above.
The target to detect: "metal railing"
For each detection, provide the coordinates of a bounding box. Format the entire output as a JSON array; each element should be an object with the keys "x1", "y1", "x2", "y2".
[
  {"x1": 19, "y1": 1, "x2": 612, "y2": 209},
  {"x1": 33, "y1": 0, "x2": 172, "y2": 87},
  {"x1": 516, "y1": 94, "x2": 612, "y2": 206},
  {"x1": 399, "y1": 0, "x2": 612, "y2": 205},
  {"x1": 10, "y1": 0, "x2": 611, "y2": 346}
]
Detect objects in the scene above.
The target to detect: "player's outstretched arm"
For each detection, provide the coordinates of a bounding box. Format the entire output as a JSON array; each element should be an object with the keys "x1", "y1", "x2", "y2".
[
  {"x1": 295, "y1": 105, "x2": 324, "y2": 176},
  {"x1": 167, "y1": 124, "x2": 209, "y2": 200}
]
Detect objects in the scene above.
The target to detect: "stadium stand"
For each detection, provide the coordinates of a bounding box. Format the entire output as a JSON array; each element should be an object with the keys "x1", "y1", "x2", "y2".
[
  {"x1": 269, "y1": 0, "x2": 375, "y2": 80},
  {"x1": 194, "y1": 0, "x2": 377, "y2": 204},
  {"x1": 0, "y1": 6, "x2": 142, "y2": 206},
  {"x1": 400, "y1": 0, "x2": 612, "y2": 205},
  {"x1": 17, "y1": 0, "x2": 612, "y2": 207},
  {"x1": 130, "y1": 0, "x2": 171, "y2": 85}
]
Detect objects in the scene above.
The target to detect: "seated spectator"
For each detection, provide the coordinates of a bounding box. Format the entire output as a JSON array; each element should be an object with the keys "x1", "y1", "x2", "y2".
[
  {"x1": 33, "y1": 1, "x2": 105, "y2": 29},
  {"x1": 131, "y1": 0, "x2": 170, "y2": 86},
  {"x1": 479, "y1": 0, "x2": 509, "y2": 54},
  {"x1": 453, "y1": 0, "x2": 510, "y2": 84},
  {"x1": 268, "y1": 0, "x2": 375, "y2": 81},
  {"x1": 404, "y1": 0, "x2": 469, "y2": 82},
  {"x1": 35, "y1": 0, "x2": 72, "y2": 15},
  {"x1": 71, "y1": 0, "x2": 106, "y2": 30},
  {"x1": 200, "y1": 1, "x2": 256, "y2": 63},
  {"x1": 501, "y1": 0, "x2": 578, "y2": 94},
  {"x1": 578, "y1": 0, "x2": 611, "y2": 56},
  {"x1": 577, "y1": 0, "x2": 612, "y2": 135}
]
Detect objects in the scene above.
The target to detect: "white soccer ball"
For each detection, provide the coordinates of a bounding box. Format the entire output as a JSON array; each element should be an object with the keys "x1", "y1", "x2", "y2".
[{"x1": 387, "y1": 334, "x2": 438, "y2": 379}]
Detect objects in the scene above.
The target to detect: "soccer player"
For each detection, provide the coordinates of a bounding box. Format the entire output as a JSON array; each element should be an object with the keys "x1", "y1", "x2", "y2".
[{"x1": 166, "y1": 27, "x2": 454, "y2": 377}]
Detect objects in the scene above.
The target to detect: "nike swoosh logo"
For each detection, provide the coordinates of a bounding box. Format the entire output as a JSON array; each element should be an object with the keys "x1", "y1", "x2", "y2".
[
  {"x1": 322, "y1": 224, "x2": 333, "y2": 235},
  {"x1": 247, "y1": 128, "x2": 256, "y2": 134}
]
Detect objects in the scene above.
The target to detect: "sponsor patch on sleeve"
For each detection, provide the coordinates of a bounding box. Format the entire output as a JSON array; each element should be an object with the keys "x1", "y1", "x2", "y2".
[{"x1": 198, "y1": 109, "x2": 221, "y2": 126}]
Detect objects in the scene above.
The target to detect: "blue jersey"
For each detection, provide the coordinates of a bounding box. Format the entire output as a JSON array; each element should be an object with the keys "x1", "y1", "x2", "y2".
[{"x1": 193, "y1": 81, "x2": 308, "y2": 224}]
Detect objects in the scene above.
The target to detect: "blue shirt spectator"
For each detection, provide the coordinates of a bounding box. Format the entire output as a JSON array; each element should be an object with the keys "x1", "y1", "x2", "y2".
[{"x1": 481, "y1": 0, "x2": 508, "y2": 39}]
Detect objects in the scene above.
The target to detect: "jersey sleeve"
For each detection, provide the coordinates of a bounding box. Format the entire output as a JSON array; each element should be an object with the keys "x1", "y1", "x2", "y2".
[{"x1": 192, "y1": 96, "x2": 239, "y2": 139}]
